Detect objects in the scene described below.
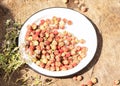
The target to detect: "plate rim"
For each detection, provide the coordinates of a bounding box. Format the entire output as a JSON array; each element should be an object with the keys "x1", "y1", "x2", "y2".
[{"x1": 18, "y1": 7, "x2": 98, "y2": 77}]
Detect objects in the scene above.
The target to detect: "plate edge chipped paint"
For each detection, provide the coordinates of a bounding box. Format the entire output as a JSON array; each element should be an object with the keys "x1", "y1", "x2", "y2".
[{"x1": 18, "y1": 7, "x2": 97, "y2": 77}]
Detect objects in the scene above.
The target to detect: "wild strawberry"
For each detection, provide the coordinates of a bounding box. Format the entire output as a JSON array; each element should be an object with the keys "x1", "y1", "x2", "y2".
[
  {"x1": 32, "y1": 23, "x2": 37, "y2": 29},
  {"x1": 87, "y1": 80, "x2": 93, "y2": 86},
  {"x1": 65, "y1": 52, "x2": 71, "y2": 58},
  {"x1": 67, "y1": 20, "x2": 72, "y2": 25},
  {"x1": 40, "y1": 19, "x2": 45, "y2": 25},
  {"x1": 76, "y1": 75, "x2": 83, "y2": 81},
  {"x1": 62, "y1": 59, "x2": 69, "y2": 65}
]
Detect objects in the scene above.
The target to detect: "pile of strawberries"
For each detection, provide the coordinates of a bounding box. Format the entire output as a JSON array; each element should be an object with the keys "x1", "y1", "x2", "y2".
[{"x1": 25, "y1": 16, "x2": 87, "y2": 71}]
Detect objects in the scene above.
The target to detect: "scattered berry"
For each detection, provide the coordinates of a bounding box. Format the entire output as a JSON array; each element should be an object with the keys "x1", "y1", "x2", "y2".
[
  {"x1": 73, "y1": 76, "x2": 77, "y2": 81},
  {"x1": 81, "y1": 84, "x2": 87, "y2": 86},
  {"x1": 80, "y1": 5, "x2": 88, "y2": 12},
  {"x1": 74, "y1": 0, "x2": 79, "y2": 4},
  {"x1": 87, "y1": 80, "x2": 93, "y2": 86},
  {"x1": 77, "y1": 75, "x2": 83, "y2": 81},
  {"x1": 91, "y1": 77, "x2": 98, "y2": 84},
  {"x1": 114, "y1": 80, "x2": 120, "y2": 85},
  {"x1": 79, "y1": 39, "x2": 86, "y2": 44},
  {"x1": 67, "y1": 20, "x2": 73, "y2": 25},
  {"x1": 63, "y1": 0, "x2": 69, "y2": 4}
]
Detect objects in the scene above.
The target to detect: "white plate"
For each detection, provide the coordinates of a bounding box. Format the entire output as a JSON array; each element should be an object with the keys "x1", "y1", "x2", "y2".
[{"x1": 19, "y1": 8, "x2": 97, "y2": 77}]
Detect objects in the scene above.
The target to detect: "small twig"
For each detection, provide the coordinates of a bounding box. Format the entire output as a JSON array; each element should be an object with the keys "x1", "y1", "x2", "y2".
[
  {"x1": 45, "y1": 79, "x2": 58, "y2": 85},
  {"x1": 90, "y1": 66, "x2": 95, "y2": 78}
]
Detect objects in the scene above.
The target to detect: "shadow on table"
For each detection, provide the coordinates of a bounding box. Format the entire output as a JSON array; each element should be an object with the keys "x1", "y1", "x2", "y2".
[
  {"x1": 0, "y1": 3, "x2": 15, "y2": 86},
  {"x1": 0, "y1": 3, "x2": 14, "y2": 52}
]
